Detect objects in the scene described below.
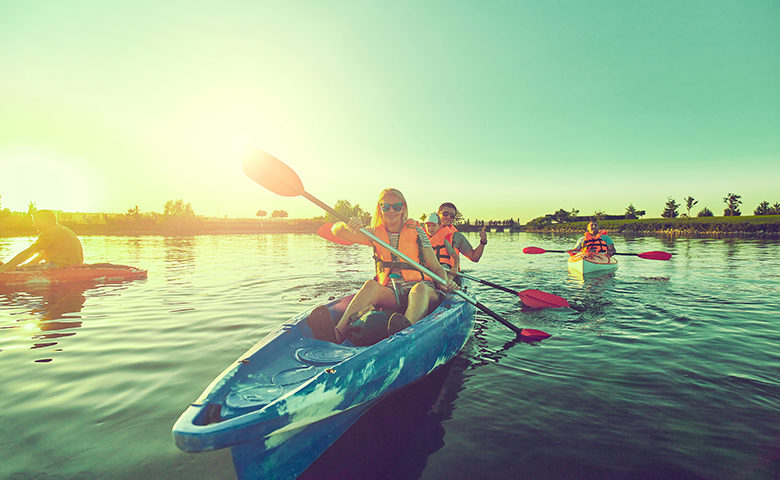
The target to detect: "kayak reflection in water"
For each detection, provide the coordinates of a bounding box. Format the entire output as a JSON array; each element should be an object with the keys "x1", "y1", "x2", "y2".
[
  {"x1": 570, "y1": 220, "x2": 616, "y2": 257},
  {"x1": 309, "y1": 188, "x2": 457, "y2": 344},
  {"x1": 0, "y1": 210, "x2": 84, "y2": 274}
]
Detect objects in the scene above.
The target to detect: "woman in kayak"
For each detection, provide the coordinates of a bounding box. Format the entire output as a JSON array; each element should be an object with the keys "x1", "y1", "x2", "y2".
[
  {"x1": 571, "y1": 220, "x2": 616, "y2": 256},
  {"x1": 309, "y1": 188, "x2": 457, "y2": 343},
  {"x1": 0, "y1": 209, "x2": 83, "y2": 273}
]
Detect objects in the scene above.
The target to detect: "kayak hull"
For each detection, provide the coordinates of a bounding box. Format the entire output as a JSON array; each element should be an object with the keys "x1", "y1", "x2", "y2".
[
  {"x1": 0, "y1": 263, "x2": 147, "y2": 290},
  {"x1": 172, "y1": 280, "x2": 475, "y2": 480},
  {"x1": 567, "y1": 252, "x2": 618, "y2": 275}
]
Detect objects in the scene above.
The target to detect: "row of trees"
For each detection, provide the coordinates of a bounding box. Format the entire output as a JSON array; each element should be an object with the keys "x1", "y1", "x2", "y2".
[
  {"x1": 661, "y1": 194, "x2": 780, "y2": 218},
  {"x1": 255, "y1": 210, "x2": 289, "y2": 218}
]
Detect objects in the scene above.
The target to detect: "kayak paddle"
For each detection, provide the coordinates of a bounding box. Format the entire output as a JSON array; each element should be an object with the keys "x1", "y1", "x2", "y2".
[
  {"x1": 457, "y1": 272, "x2": 569, "y2": 309},
  {"x1": 317, "y1": 222, "x2": 567, "y2": 309},
  {"x1": 317, "y1": 222, "x2": 355, "y2": 246},
  {"x1": 523, "y1": 246, "x2": 672, "y2": 261},
  {"x1": 243, "y1": 150, "x2": 551, "y2": 341}
]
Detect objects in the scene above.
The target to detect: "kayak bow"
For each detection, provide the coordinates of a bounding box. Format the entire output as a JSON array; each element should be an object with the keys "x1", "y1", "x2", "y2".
[{"x1": 173, "y1": 280, "x2": 476, "y2": 480}]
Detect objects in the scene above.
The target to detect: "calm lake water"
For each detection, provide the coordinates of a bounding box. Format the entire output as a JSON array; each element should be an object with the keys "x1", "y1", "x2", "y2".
[{"x1": 1, "y1": 233, "x2": 778, "y2": 480}]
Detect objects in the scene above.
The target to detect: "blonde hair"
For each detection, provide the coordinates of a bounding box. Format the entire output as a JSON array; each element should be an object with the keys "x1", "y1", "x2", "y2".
[{"x1": 370, "y1": 188, "x2": 408, "y2": 230}]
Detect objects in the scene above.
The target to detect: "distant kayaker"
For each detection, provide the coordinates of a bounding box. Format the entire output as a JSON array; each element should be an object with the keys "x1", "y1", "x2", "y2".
[
  {"x1": 571, "y1": 220, "x2": 616, "y2": 257},
  {"x1": 423, "y1": 212, "x2": 460, "y2": 274},
  {"x1": 308, "y1": 188, "x2": 457, "y2": 343},
  {"x1": 436, "y1": 202, "x2": 488, "y2": 263},
  {"x1": 0, "y1": 210, "x2": 84, "y2": 273}
]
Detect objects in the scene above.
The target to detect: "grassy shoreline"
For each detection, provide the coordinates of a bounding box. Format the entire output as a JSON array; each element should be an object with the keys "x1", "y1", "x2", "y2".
[
  {"x1": 513, "y1": 215, "x2": 780, "y2": 237},
  {"x1": 2, "y1": 214, "x2": 779, "y2": 238}
]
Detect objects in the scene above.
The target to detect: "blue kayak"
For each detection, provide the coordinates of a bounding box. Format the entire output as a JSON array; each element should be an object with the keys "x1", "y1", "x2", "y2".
[{"x1": 172, "y1": 279, "x2": 476, "y2": 480}]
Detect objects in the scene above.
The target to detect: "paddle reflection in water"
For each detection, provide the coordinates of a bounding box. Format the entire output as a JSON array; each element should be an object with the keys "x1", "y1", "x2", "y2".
[{"x1": 300, "y1": 354, "x2": 469, "y2": 480}]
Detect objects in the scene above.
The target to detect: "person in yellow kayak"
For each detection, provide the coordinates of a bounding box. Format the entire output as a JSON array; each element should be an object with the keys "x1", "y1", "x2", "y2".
[
  {"x1": 0, "y1": 210, "x2": 84, "y2": 273},
  {"x1": 308, "y1": 188, "x2": 456, "y2": 343},
  {"x1": 571, "y1": 220, "x2": 616, "y2": 256},
  {"x1": 436, "y1": 202, "x2": 488, "y2": 263},
  {"x1": 423, "y1": 212, "x2": 460, "y2": 275}
]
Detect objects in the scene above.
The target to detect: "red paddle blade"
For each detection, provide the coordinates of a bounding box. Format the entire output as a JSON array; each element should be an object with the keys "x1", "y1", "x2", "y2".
[
  {"x1": 518, "y1": 289, "x2": 570, "y2": 309},
  {"x1": 523, "y1": 247, "x2": 546, "y2": 254},
  {"x1": 637, "y1": 251, "x2": 672, "y2": 261},
  {"x1": 520, "y1": 328, "x2": 552, "y2": 340},
  {"x1": 316, "y1": 223, "x2": 355, "y2": 245},
  {"x1": 243, "y1": 150, "x2": 305, "y2": 197}
]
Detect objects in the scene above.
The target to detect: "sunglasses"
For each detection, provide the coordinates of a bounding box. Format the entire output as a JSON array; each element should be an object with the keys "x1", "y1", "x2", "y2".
[
  {"x1": 439, "y1": 211, "x2": 456, "y2": 218},
  {"x1": 380, "y1": 202, "x2": 404, "y2": 212}
]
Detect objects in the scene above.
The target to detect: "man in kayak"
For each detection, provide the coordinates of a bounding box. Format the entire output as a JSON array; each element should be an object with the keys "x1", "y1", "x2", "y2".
[
  {"x1": 0, "y1": 210, "x2": 84, "y2": 273},
  {"x1": 423, "y1": 212, "x2": 460, "y2": 275},
  {"x1": 308, "y1": 188, "x2": 457, "y2": 343},
  {"x1": 436, "y1": 202, "x2": 488, "y2": 263},
  {"x1": 571, "y1": 220, "x2": 616, "y2": 256}
]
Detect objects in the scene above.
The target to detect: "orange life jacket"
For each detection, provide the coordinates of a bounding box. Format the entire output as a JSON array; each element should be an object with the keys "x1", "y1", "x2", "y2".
[
  {"x1": 372, "y1": 219, "x2": 430, "y2": 285},
  {"x1": 428, "y1": 225, "x2": 458, "y2": 270},
  {"x1": 582, "y1": 230, "x2": 609, "y2": 253}
]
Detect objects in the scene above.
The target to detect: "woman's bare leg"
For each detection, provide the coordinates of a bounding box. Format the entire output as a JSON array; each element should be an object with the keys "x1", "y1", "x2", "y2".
[{"x1": 403, "y1": 282, "x2": 441, "y2": 324}]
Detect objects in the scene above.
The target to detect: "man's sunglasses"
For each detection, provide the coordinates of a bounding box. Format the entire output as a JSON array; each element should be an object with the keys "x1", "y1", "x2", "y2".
[
  {"x1": 439, "y1": 211, "x2": 456, "y2": 218},
  {"x1": 380, "y1": 202, "x2": 404, "y2": 212}
]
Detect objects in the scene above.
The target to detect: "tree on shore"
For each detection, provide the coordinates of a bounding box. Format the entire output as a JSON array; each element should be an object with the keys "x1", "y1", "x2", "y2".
[
  {"x1": 754, "y1": 201, "x2": 780, "y2": 215},
  {"x1": 754, "y1": 201, "x2": 771, "y2": 215},
  {"x1": 697, "y1": 207, "x2": 714, "y2": 217},
  {"x1": 327, "y1": 200, "x2": 369, "y2": 223},
  {"x1": 552, "y1": 208, "x2": 572, "y2": 223},
  {"x1": 27, "y1": 201, "x2": 37, "y2": 215},
  {"x1": 723, "y1": 193, "x2": 742, "y2": 216},
  {"x1": 592, "y1": 210, "x2": 605, "y2": 221},
  {"x1": 164, "y1": 199, "x2": 195, "y2": 217},
  {"x1": 126, "y1": 205, "x2": 141, "y2": 219},
  {"x1": 271, "y1": 210, "x2": 289, "y2": 218},
  {"x1": 661, "y1": 198, "x2": 679, "y2": 218},
  {"x1": 684, "y1": 196, "x2": 698, "y2": 217},
  {"x1": 256, "y1": 210, "x2": 267, "y2": 217},
  {"x1": 624, "y1": 204, "x2": 646, "y2": 219}
]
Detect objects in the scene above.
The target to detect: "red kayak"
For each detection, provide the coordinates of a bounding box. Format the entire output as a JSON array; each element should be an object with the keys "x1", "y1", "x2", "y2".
[{"x1": 0, "y1": 263, "x2": 147, "y2": 289}]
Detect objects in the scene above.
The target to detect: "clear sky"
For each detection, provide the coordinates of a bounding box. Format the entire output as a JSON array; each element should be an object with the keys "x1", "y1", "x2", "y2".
[{"x1": 1, "y1": 1, "x2": 778, "y2": 222}]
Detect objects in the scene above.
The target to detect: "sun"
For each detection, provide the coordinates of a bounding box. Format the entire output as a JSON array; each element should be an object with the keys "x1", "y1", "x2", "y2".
[{"x1": 0, "y1": 147, "x2": 97, "y2": 213}]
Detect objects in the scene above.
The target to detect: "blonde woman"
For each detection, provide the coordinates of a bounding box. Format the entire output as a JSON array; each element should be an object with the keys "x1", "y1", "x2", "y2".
[{"x1": 309, "y1": 188, "x2": 456, "y2": 343}]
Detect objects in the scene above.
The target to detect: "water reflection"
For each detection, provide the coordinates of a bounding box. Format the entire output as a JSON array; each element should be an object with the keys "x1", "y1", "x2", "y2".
[
  {"x1": 163, "y1": 236, "x2": 196, "y2": 270},
  {"x1": 300, "y1": 356, "x2": 468, "y2": 480},
  {"x1": 565, "y1": 270, "x2": 617, "y2": 288},
  {"x1": 0, "y1": 284, "x2": 88, "y2": 363},
  {"x1": 469, "y1": 320, "x2": 527, "y2": 369}
]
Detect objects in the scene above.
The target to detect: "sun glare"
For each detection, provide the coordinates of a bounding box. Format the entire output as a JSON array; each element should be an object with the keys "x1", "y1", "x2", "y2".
[{"x1": 0, "y1": 148, "x2": 97, "y2": 213}]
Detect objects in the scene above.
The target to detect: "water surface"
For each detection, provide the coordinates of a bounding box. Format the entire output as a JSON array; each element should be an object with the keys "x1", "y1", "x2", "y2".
[{"x1": 1, "y1": 233, "x2": 778, "y2": 479}]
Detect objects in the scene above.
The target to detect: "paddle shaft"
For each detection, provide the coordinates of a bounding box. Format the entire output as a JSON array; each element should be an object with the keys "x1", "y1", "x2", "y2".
[
  {"x1": 304, "y1": 192, "x2": 527, "y2": 336},
  {"x1": 539, "y1": 249, "x2": 639, "y2": 257},
  {"x1": 458, "y1": 271, "x2": 519, "y2": 295}
]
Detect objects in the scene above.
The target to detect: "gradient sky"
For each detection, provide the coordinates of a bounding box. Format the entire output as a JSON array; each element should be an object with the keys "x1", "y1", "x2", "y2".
[{"x1": 1, "y1": 1, "x2": 778, "y2": 222}]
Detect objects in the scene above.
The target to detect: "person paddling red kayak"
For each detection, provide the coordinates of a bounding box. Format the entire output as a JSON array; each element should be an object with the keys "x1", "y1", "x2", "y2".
[{"x1": 0, "y1": 210, "x2": 83, "y2": 274}]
